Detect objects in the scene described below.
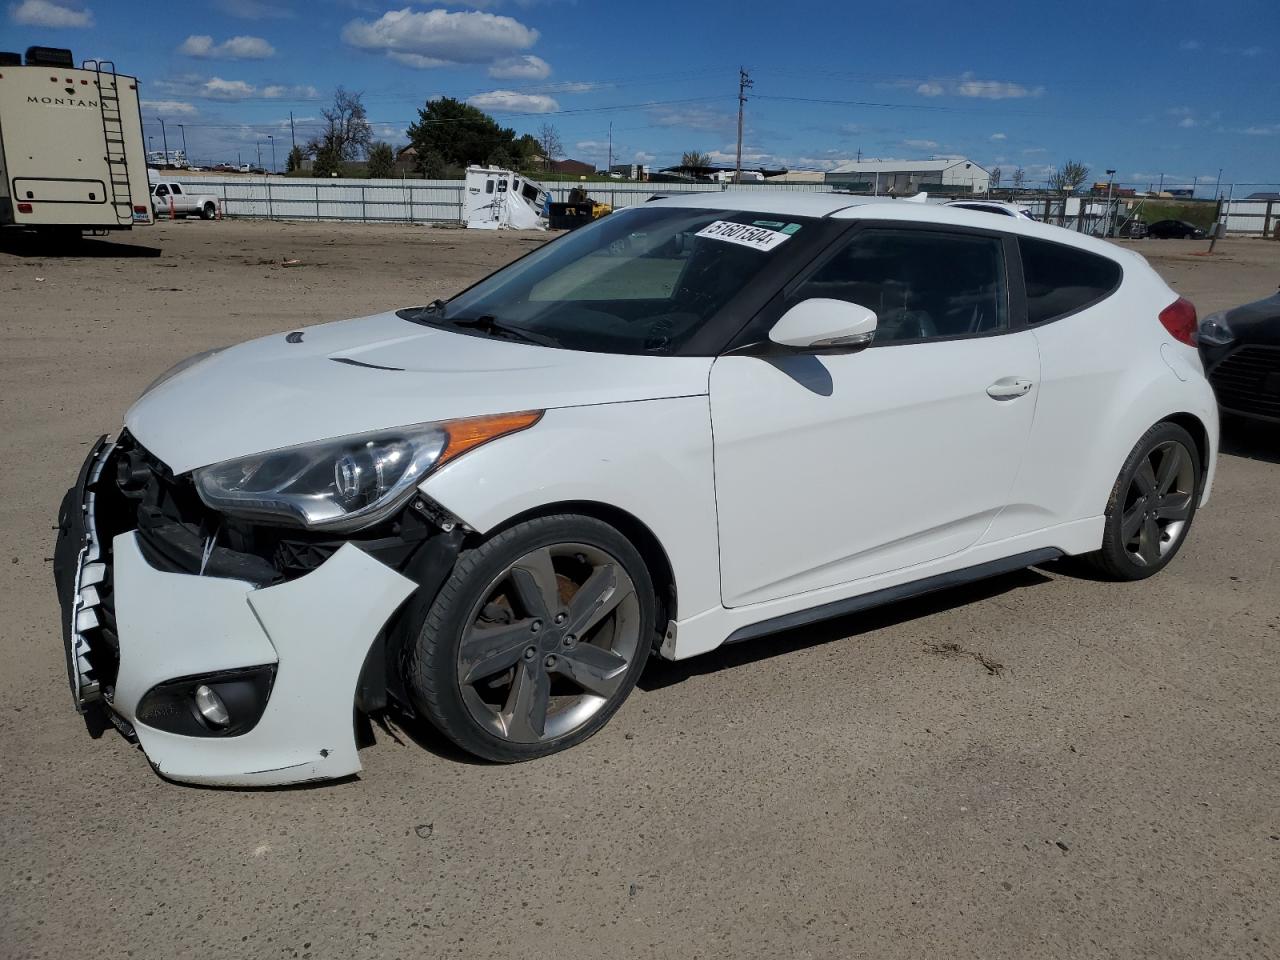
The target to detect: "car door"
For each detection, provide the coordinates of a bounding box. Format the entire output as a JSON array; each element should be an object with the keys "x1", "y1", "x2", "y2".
[{"x1": 709, "y1": 224, "x2": 1040, "y2": 608}]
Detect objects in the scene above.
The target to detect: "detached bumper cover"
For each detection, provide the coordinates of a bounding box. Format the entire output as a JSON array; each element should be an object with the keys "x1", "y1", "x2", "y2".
[
  {"x1": 54, "y1": 440, "x2": 418, "y2": 786},
  {"x1": 109, "y1": 534, "x2": 416, "y2": 786}
]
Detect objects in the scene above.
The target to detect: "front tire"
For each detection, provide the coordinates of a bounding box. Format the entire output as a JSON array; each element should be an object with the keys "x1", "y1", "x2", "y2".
[
  {"x1": 405, "y1": 514, "x2": 656, "y2": 762},
  {"x1": 1087, "y1": 421, "x2": 1201, "y2": 580}
]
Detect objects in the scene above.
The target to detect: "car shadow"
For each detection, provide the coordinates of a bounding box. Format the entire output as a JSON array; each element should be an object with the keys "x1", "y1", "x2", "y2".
[
  {"x1": 639, "y1": 566, "x2": 1053, "y2": 691},
  {"x1": 1219, "y1": 414, "x2": 1280, "y2": 465},
  {"x1": 0, "y1": 233, "x2": 162, "y2": 258}
]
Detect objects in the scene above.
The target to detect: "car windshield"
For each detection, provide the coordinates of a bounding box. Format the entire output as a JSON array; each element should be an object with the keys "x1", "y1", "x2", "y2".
[{"x1": 403, "y1": 206, "x2": 815, "y2": 355}]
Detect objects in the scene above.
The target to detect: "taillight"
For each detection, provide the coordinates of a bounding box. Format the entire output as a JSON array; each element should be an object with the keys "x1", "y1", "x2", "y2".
[
  {"x1": 17, "y1": 202, "x2": 32, "y2": 213},
  {"x1": 1158, "y1": 297, "x2": 1197, "y2": 346},
  {"x1": 133, "y1": 205, "x2": 148, "y2": 213}
]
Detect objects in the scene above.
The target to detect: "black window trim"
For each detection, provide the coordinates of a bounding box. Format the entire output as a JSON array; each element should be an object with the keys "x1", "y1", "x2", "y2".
[
  {"x1": 724, "y1": 219, "x2": 1028, "y2": 355},
  {"x1": 1014, "y1": 234, "x2": 1124, "y2": 328}
]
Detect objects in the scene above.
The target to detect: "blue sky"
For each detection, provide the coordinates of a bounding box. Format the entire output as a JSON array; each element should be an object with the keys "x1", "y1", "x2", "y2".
[{"x1": 6, "y1": 0, "x2": 1278, "y2": 191}]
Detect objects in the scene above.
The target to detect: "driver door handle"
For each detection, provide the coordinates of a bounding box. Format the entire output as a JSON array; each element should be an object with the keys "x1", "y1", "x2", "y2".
[{"x1": 986, "y1": 377, "x2": 1035, "y2": 400}]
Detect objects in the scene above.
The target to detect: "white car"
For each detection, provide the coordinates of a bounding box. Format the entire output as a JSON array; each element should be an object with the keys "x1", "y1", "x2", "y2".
[
  {"x1": 945, "y1": 199, "x2": 1037, "y2": 220},
  {"x1": 54, "y1": 193, "x2": 1218, "y2": 786}
]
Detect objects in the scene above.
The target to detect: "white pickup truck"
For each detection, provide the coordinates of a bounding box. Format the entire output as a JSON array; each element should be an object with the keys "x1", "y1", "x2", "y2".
[{"x1": 150, "y1": 181, "x2": 220, "y2": 220}]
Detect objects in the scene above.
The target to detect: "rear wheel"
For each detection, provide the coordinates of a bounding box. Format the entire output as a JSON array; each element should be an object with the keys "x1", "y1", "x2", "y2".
[
  {"x1": 1087, "y1": 422, "x2": 1201, "y2": 580},
  {"x1": 201, "y1": 202, "x2": 217, "y2": 220},
  {"x1": 406, "y1": 514, "x2": 655, "y2": 762}
]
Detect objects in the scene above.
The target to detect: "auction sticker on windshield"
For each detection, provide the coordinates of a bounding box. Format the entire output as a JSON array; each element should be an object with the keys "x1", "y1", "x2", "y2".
[{"x1": 695, "y1": 220, "x2": 796, "y2": 252}]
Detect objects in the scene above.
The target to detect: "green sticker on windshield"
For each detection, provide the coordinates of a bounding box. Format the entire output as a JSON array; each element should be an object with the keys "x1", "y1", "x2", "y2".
[
  {"x1": 752, "y1": 220, "x2": 786, "y2": 229},
  {"x1": 781, "y1": 223, "x2": 802, "y2": 235}
]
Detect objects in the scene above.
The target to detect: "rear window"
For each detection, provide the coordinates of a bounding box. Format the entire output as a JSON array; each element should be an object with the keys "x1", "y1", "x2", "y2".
[{"x1": 1019, "y1": 237, "x2": 1121, "y2": 324}]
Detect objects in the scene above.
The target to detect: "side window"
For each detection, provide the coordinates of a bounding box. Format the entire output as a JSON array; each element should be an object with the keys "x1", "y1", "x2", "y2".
[
  {"x1": 170, "y1": 184, "x2": 183, "y2": 194},
  {"x1": 793, "y1": 229, "x2": 1008, "y2": 342},
  {"x1": 1019, "y1": 237, "x2": 1121, "y2": 324},
  {"x1": 485, "y1": 180, "x2": 494, "y2": 194},
  {"x1": 154, "y1": 184, "x2": 168, "y2": 197}
]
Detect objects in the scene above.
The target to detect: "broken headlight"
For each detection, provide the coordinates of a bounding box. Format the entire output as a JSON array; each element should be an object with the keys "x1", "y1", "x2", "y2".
[{"x1": 193, "y1": 411, "x2": 541, "y2": 531}]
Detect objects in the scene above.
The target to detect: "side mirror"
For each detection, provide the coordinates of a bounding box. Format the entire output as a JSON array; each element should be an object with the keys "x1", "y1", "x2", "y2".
[{"x1": 769, "y1": 298, "x2": 878, "y2": 352}]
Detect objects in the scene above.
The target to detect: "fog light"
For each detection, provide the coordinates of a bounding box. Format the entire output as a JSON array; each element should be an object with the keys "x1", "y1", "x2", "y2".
[{"x1": 193, "y1": 684, "x2": 230, "y2": 727}]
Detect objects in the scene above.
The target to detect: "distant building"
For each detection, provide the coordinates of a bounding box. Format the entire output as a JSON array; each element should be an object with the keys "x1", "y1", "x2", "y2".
[
  {"x1": 765, "y1": 170, "x2": 826, "y2": 184},
  {"x1": 825, "y1": 158, "x2": 990, "y2": 194},
  {"x1": 550, "y1": 158, "x2": 595, "y2": 177}
]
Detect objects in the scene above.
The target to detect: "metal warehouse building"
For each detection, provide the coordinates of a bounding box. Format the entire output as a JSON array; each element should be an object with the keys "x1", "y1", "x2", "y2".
[{"x1": 825, "y1": 158, "x2": 990, "y2": 194}]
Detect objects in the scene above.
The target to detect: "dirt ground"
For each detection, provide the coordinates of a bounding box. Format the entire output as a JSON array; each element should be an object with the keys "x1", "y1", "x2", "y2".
[{"x1": 2, "y1": 220, "x2": 1278, "y2": 960}]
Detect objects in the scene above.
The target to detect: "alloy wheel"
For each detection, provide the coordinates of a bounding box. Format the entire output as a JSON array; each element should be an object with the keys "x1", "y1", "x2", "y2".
[
  {"x1": 455, "y1": 542, "x2": 641, "y2": 744},
  {"x1": 1120, "y1": 439, "x2": 1196, "y2": 566}
]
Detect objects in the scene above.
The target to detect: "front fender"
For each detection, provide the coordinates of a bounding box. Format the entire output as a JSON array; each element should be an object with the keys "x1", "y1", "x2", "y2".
[{"x1": 420, "y1": 397, "x2": 722, "y2": 624}]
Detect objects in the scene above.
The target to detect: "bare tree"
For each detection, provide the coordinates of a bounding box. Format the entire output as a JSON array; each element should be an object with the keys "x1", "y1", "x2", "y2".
[
  {"x1": 308, "y1": 87, "x2": 373, "y2": 174},
  {"x1": 1011, "y1": 167, "x2": 1026, "y2": 190},
  {"x1": 1049, "y1": 159, "x2": 1090, "y2": 194},
  {"x1": 989, "y1": 166, "x2": 1002, "y2": 190},
  {"x1": 681, "y1": 150, "x2": 711, "y2": 169},
  {"x1": 537, "y1": 123, "x2": 562, "y2": 170}
]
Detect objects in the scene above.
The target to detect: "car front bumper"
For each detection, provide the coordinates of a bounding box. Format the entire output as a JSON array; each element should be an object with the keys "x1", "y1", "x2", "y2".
[{"x1": 53, "y1": 442, "x2": 417, "y2": 787}]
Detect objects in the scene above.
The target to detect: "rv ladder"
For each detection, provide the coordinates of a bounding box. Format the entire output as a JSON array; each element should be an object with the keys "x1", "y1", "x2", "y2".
[{"x1": 85, "y1": 60, "x2": 134, "y2": 226}]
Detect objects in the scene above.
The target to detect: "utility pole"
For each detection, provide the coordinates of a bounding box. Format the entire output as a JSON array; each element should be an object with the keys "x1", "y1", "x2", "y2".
[
  {"x1": 157, "y1": 116, "x2": 169, "y2": 167},
  {"x1": 290, "y1": 111, "x2": 296, "y2": 150},
  {"x1": 1104, "y1": 168, "x2": 1115, "y2": 237},
  {"x1": 1213, "y1": 167, "x2": 1223, "y2": 199},
  {"x1": 607, "y1": 121, "x2": 612, "y2": 174},
  {"x1": 177, "y1": 123, "x2": 188, "y2": 166},
  {"x1": 1158, "y1": 172, "x2": 1164, "y2": 194},
  {"x1": 256, "y1": 141, "x2": 262, "y2": 169},
  {"x1": 734, "y1": 66, "x2": 752, "y2": 186},
  {"x1": 1191, "y1": 175, "x2": 1198, "y2": 198},
  {"x1": 268, "y1": 134, "x2": 276, "y2": 174}
]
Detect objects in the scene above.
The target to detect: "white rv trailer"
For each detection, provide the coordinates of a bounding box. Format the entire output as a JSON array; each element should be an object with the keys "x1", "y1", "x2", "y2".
[
  {"x1": 463, "y1": 165, "x2": 548, "y2": 230},
  {"x1": 0, "y1": 46, "x2": 153, "y2": 236}
]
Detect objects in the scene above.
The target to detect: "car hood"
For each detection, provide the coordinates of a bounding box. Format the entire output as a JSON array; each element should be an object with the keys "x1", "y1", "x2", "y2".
[
  {"x1": 126, "y1": 310, "x2": 712, "y2": 473},
  {"x1": 1224, "y1": 291, "x2": 1280, "y2": 344}
]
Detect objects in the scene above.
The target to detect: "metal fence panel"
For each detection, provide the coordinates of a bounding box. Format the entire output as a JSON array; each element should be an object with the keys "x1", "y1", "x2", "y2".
[{"x1": 173, "y1": 176, "x2": 1279, "y2": 236}]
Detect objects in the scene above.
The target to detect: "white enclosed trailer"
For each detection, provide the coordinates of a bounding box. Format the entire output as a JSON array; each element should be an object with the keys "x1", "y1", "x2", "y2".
[
  {"x1": 463, "y1": 165, "x2": 548, "y2": 230},
  {"x1": 0, "y1": 47, "x2": 153, "y2": 236}
]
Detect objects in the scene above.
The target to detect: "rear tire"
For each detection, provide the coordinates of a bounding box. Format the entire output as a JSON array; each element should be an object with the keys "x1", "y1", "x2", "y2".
[
  {"x1": 201, "y1": 202, "x2": 216, "y2": 220},
  {"x1": 1086, "y1": 421, "x2": 1201, "y2": 580},
  {"x1": 405, "y1": 514, "x2": 656, "y2": 762}
]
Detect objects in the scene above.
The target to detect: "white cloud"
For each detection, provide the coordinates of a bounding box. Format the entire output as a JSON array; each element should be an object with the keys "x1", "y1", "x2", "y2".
[
  {"x1": 903, "y1": 138, "x2": 939, "y2": 150},
  {"x1": 261, "y1": 83, "x2": 317, "y2": 98},
  {"x1": 9, "y1": 0, "x2": 93, "y2": 27},
  {"x1": 990, "y1": 132, "x2": 1007, "y2": 141},
  {"x1": 213, "y1": 0, "x2": 293, "y2": 19},
  {"x1": 203, "y1": 77, "x2": 257, "y2": 99},
  {"x1": 343, "y1": 8, "x2": 539, "y2": 66},
  {"x1": 541, "y1": 80, "x2": 597, "y2": 93},
  {"x1": 633, "y1": 150, "x2": 655, "y2": 163},
  {"x1": 180, "y1": 34, "x2": 276, "y2": 59},
  {"x1": 1239, "y1": 124, "x2": 1279, "y2": 135},
  {"x1": 914, "y1": 73, "x2": 1043, "y2": 100},
  {"x1": 1178, "y1": 116, "x2": 1196, "y2": 128},
  {"x1": 142, "y1": 99, "x2": 198, "y2": 115},
  {"x1": 488, "y1": 54, "x2": 550, "y2": 79},
  {"x1": 1179, "y1": 39, "x2": 1201, "y2": 50},
  {"x1": 1022, "y1": 147, "x2": 1047, "y2": 154},
  {"x1": 389, "y1": 52, "x2": 453, "y2": 68},
  {"x1": 467, "y1": 89, "x2": 558, "y2": 113}
]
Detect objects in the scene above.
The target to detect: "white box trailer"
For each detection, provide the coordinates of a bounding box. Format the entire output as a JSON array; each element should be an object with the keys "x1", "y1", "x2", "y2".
[
  {"x1": 0, "y1": 47, "x2": 153, "y2": 236},
  {"x1": 463, "y1": 165, "x2": 548, "y2": 230}
]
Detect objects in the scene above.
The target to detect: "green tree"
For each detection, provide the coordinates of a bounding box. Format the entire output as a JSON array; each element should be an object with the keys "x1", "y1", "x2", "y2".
[
  {"x1": 514, "y1": 133, "x2": 542, "y2": 170},
  {"x1": 311, "y1": 133, "x2": 344, "y2": 177},
  {"x1": 285, "y1": 144, "x2": 305, "y2": 174},
  {"x1": 1049, "y1": 159, "x2": 1090, "y2": 194},
  {"x1": 406, "y1": 97, "x2": 517, "y2": 170},
  {"x1": 366, "y1": 141, "x2": 395, "y2": 178},
  {"x1": 487, "y1": 146, "x2": 516, "y2": 170}
]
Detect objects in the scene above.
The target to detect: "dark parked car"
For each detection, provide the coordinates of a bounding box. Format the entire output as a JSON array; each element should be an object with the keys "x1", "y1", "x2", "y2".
[
  {"x1": 1199, "y1": 288, "x2": 1280, "y2": 422},
  {"x1": 1147, "y1": 219, "x2": 1206, "y2": 239}
]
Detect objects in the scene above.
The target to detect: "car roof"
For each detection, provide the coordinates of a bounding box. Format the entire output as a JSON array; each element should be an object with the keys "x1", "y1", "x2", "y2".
[{"x1": 646, "y1": 189, "x2": 1135, "y2": 263}]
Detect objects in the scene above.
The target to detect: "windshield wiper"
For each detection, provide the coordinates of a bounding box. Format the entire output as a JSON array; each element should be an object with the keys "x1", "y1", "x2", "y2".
[
  {"x1": 445, "y1": 315, "x2": 558, "y2": 347},
  {"x1": 397, "y1": 299, "x2": 448, "y2": 323}
]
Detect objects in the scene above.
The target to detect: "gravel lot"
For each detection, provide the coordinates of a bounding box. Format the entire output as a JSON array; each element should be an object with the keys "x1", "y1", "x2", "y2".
[{"x1": 2, "y1": 220, "x2": 1278, "y2": 960}]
